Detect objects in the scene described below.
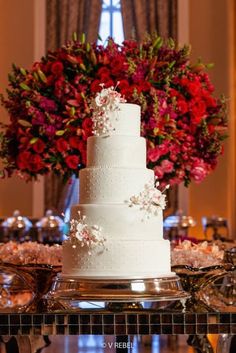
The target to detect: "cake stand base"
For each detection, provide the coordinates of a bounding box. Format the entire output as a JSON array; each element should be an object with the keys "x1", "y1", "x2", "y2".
[{"x1": 45, "y1": 274, "x2": 189, "y2": 311}]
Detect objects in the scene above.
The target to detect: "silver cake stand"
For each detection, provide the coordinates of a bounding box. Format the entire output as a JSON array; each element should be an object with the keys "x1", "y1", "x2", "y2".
[{"x1": 45, "y1": 274, "x2": 189, "y2": 311}]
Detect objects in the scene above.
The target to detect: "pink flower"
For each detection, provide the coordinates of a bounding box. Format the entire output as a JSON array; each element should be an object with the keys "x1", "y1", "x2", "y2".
[
  {"x1": 147, "y1": 143, "x2": 169, "y2": 163},
  {"x1": 45, "y1": 125, "x2": 56, "y2": 137},
  {"x1": 39, "y1": 97, "x2": 57, "y2": 112},
  {"x1": 190, "y1": 159, "x2": 208, "y2": 183},
  {"x1": 31, "y1": 110, "x2": 45, "y2": 125},
  {"x1": 154, "y1": 166, "x2": 164, "y2": 179},
  {"x1": 147, "y1": 147, "x2": 161, "y2": 162},
  {"x1": 161, "y1": 160, "x2": 174, "y2": 173}
]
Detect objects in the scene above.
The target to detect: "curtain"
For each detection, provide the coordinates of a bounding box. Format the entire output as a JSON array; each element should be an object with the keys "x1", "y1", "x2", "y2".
[
  {"x1": 120, "y1": 0, "x2": 177, "y2": 41},
  {"x1": 45, "y1": 0, "x2": 102, "y2": 215},
  {"x1": 46, "y1": 0, "x2": 102, "y2": 50}
]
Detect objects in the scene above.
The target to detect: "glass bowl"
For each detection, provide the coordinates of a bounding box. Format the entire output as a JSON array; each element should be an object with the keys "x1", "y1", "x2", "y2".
[
  {"x1": 0, "y1": 262, "x2": 61, "y2": 312},
  {"x1": 0, "y1": 265, "x2": 34, "y2": 312},
  {"x1": 171, "y1": 263, "x2": 234, "y2": 312}
]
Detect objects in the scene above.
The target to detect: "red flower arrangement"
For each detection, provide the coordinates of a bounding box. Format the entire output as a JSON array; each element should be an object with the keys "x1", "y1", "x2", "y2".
[{"x1": 0, "y1": 35, "x2": 227, "y2": 187}]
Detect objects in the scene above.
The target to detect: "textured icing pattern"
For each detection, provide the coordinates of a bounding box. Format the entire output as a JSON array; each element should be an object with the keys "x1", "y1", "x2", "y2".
[
  {"x1": 71, "y1": 204, "x2": 163, "y2": 240},
  {"x1": 79, "y1": 168, "x2": 154, "y2": 204},
  {"x1": 62, "y1": 239, "x2": 172, "y2": 279},
  {"x1": 87, "y1": 135, "x2": 146, "y2": 168}
]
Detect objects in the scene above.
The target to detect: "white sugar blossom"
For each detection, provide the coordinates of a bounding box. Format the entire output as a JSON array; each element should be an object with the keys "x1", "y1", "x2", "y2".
[
  {"x1": 68, "y1": 212, "x2": 106, "y2": 254},
  {"x1": 125, "y1": 178, "x2": 167, "y2": 219},
  {"x1": 92, "y1": 85, "x2": 126, "y2": 136}
]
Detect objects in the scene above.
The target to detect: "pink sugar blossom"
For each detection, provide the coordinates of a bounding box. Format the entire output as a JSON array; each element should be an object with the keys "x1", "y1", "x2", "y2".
[{"x1": 148, "y1": 147, "x2": 161, "y2": 162}]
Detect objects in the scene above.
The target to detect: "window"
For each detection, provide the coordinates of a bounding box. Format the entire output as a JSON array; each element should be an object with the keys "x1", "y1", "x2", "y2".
[{"x1": 98, "y1": 0, "x2": 124, "y2": 44}]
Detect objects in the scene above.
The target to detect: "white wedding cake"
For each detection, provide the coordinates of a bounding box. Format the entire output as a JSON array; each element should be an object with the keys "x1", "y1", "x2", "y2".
[{"x1": 62, "y1": 87, "x2": 172, "y2": 279}]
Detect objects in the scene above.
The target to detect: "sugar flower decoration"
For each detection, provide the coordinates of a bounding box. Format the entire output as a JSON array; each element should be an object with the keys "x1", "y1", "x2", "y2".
[
  {"x1": 92, "y1": 85, "x2": 126, "y2": 136},
  {"x1": 125, "y1": 177, "x2": 167, "y2": 218},
  {"x1": 68, "y1": 212, "x2": 106, "y2": 254}
]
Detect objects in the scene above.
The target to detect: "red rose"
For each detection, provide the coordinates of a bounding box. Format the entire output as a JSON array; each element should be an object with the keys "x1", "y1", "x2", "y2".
[
  {"x1": 97, "y1": 67, "x2": 110, "y2": 77},
  {"x1": 147, "y1": 147, "x2": 161, "y2": 162},
  {"x1": 17, "y1": 151, "x2": 31, "y2": 170},
  {"x1": 69, "y1": 136, "x2": 83, "y2": 150},
  {"x1": 32, "y1": 139, "x2": 45, "y2": 153},
  {"x1": 97, "y1": 67, "x2": 111, "y2": 83},
  {"x1": 65, "y1": 155, "x2": 79, "y2": 169},
  {"x1": 190, "y1": 99, "x2": 206, "y2": 123},
  {"x1": 118, "y1": 80, "x2": 129, "y2": 91},
  {"x1": 111, "y1": 56, "x2": 125, "y2": 75},
  {"x1": 19, "y1": 137, "x2": 30, "y2": 150},
  {"x1": 187, "y1": 81, "x2": 201, "y2": 96},
  {"x1": 177, "y1": 99, "x2": 188, "y2": 114},
  {"x1": 140, "y1": 81, "x2": 151, "y2": 92},
  {"x1": 120, "y1": 85, "x2": 135, "y2": 99},
  {"x1": 56, "y1": 138, "x2": 69, "y2": 153},
  {"x1": 100, "y1": 73, "x2": 112, "y2": 83},
  {"x1": 91, "y1": 80, "x2": 102, "y2": 93},
  {"x1": 202, "y1": 91, "x2": 217, "y2": 107},
  {"x1": 180, "y1": 77, "x2": 189, "y2": 86},
  {"x1": 29, "y1": 154, "x2": 44, "y2": 172},
  {"x1": 51, "y1": 61, "x2": 64, "y2": 76},
  {"x1": 17, "y1": 152, "x2": 44, "y2": 172},
  {"x1": 82, "y1": 118, "x2": 93, "y2": 136},
  {"x1": 161, "y1": 159, "x2": 174, "y2": 173}
]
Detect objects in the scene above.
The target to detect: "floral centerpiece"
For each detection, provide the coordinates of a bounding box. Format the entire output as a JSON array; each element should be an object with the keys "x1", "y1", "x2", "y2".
[{"x1": 0, "y1": 34, "x2": 227, "y2": 187}]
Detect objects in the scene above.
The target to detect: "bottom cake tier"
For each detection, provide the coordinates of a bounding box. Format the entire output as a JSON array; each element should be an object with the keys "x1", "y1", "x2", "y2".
[{"x1": 62, "y1": 238, "x2": 172, "y2": 279}]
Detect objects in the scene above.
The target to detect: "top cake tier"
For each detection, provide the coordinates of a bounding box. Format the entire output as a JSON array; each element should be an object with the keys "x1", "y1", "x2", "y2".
[{"x1": 96, "y1": 103, "x2": 141, "y2": 137}]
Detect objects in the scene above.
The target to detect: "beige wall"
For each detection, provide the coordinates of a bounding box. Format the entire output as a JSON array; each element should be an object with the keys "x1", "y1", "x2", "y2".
[
  {"x1": 0, "y1": 0, "x2": 45, "y2": 217},
  {"x1": 187, "y1": 0, "x2": 235, "y2": 238}
]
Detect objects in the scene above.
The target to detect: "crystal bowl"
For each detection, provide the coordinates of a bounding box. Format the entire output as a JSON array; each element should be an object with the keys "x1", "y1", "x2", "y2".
[{"x1": 0, "y1": 262, "x2": 61, "y2": 312}]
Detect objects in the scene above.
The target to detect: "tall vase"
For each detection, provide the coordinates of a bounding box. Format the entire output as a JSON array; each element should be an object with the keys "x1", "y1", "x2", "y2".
[
  {"x1": 164, "y1": 184, "x2": 178, "y2": 218},
  {"x1": 44, "y1": 173, "x2": 79, "y2": 218}
]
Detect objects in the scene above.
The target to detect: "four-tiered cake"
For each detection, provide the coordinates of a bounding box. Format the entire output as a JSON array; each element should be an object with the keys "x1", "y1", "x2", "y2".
[{"x1": 62, "y1": 87, "x2": 172, "y2": 279}]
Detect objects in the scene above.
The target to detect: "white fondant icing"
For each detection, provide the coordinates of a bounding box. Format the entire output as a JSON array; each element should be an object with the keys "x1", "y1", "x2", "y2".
[
  {"x1": 102, "y1": 103, "x2": 141, "y2": 136},
  {"x1": 71, "y1": 204, "x2": 163, "y2": 240},
  {"x1": 79, "y1": 167, "x2": 154, "y2": 204},
  {"x1": 62, "y1": 239, "x2": 172, "y2": 279},
  {"x1": 87, "y1": 135, "x2": 147, "y2": 168}
]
